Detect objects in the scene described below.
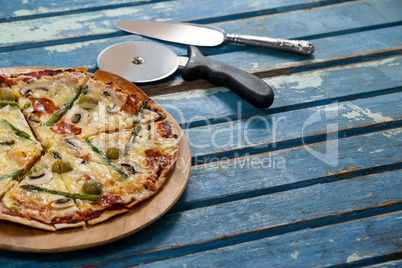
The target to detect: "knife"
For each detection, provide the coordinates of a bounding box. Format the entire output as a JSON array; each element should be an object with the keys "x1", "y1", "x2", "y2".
[
  {"x1": 115, "y1": 20, "x2": 315, "y2": 55},
  {"x1": 97, "y1": 41, "x2": 274, "y2": 109}
]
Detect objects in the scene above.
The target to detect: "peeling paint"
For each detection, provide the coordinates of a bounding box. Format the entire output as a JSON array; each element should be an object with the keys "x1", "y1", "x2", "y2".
[
  {"x1": 370, "y1": 149, "x2": 385, "y2": 153},
  {"x1": 271, "y1": 70, "x2": 324, "y2": 90},
  {"x1": 380, "y1": 128, "x2": 402, "y2": 139},
  {"x1": 346, "y1": 252, "x2": 375, "y2": 263},
  {"x1": 2, "y1": 14, "x2": 106, "y2": 45},
  {"x1": 154, "y1": 87, "x2": 230, "y2": 101},
  {"x1": 291, "y1": 250, "x2": 299, "y2": 259},
  {"x1": 13, "y1": 6, "x2": 51, "y2": 16},
  {"x1": 343, "y1": 103, "x2": 393, "y2": 123},
  {"x1": 250, "y1": 62, "x2": 260, "y2": 69},
  {"x1": 356, "y1": 235, "x2": 370, "y2": 241},
  {"x1": 44, "y1": 42, "x2": 91, "y2": 53}
]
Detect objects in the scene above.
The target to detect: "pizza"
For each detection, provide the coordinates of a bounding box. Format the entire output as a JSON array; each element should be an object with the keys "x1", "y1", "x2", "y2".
[{"x1": 0, "y1": 68, "x2": 180, "y2": 231}]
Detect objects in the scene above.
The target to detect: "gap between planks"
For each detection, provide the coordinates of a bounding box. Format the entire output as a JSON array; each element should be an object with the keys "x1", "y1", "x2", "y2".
[
  {"x1": 84, "y1": 206, "x2": 402, "y2": 268},
  {"x1": 190, "y1": 120, "x2": 402, "y2": 166},
  {"x1": 141, "y1": 49, "x2": 402, "y2": 97},
  {"x1": 171, "y1": 162, "x2": 402, "y2": 214},
  {"x1": 0, "y1": 0, "x2": 356, "y2": 24}
]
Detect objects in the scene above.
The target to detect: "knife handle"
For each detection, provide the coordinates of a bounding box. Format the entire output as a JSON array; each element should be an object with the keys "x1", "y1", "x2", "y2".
[
  {"x1": 182, "y1": 46, "x2": 274, "y2": 109},
  {"x1": 226, "y1": 33, "x2": 314, "y2": 56}
]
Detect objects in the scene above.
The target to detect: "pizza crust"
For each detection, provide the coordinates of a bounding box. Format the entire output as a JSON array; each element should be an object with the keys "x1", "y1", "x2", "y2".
[
  {"x1": 54, "y1": 221, "x2": 85, "y2": 230},
  {"x1": 0, "y1": 210, "x2": 56, "y2": 231},
  {"x1": 86, "y1": 208, "x2": 129, "y2": 225}
]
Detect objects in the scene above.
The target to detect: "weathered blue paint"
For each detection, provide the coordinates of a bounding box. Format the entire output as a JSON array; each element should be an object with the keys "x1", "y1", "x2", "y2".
[
  {"x1": 1, "y1": 167, "x2": 400, "y2": 267},
  {"x1": 1, "y1": 0, "x2": 338, "y2": 20},
  {"x1": 141, "y1": 212, "x2": 402, "y2": 268},
  {"x1": 1, "y1": 0, "x2": 400, "y2": 48},
  {"x1": 0, "y1": 0, "x2": 400, "y2": 267}
]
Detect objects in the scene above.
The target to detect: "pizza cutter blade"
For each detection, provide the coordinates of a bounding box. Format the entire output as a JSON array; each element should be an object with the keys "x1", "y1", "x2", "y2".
[{"x1": 97, "y1": 41, "x2": 274, "y2": 109}]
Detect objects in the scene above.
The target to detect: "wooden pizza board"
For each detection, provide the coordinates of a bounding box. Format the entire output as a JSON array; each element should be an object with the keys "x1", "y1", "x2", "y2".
[{"x1": 0, "y1": 67, "x2": 192, "y2": 252}]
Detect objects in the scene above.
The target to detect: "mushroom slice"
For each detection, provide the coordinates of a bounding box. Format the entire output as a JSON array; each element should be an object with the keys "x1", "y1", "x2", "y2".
[
  {"x1": 70, "y1": 108, "x2": 90, "y2": 126},
  {"x1": 20, "y1": 83, "x2": 49, "y2": 97},
  {"x1": 28, "y1": 111, "x2": 42, "y2": 126},
  {"x1": 107, "y1": 103, "x2": 121, "y2": 114},
  {"x1": 51, "y1": 198, "x2": 75, "y2": 209},
  {"x1": 63, "y1": 138, "x2": 82, "y2": 149},
  {"x1": 102, "y1": 89, "x2": 124, "y2": 114},
  {"x1": 120, "y1": 161, "x2": 142, "y2": 175},
  {"x1": 26, "y1": 170, "x2": 53, "y2": 185}
]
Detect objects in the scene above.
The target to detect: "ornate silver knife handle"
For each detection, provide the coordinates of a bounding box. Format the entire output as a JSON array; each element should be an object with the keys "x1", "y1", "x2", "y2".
[{"x1": 226, "y1": 33, "x2": 315, "y2": 56}]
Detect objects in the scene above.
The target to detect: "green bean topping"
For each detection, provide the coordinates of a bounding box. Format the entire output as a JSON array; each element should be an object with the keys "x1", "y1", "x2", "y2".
[
  {"x1": 1, "y1": 119, "x2": 31, "y2": 140},
  {"x1": 124, "y1": 100, "x2": 148, "y2": 155},
  {"x1": 45, "y1": 86, "x2": 83, "y2": 127},
  {"x1": 20, "y1": 184, "x2": 101, "y2": 201},
  {"x1": 0, "y1": 169, "x2": 24, "y2": 181},
  {"x1": 85, "y1": 137, "x2": 129, "y2": 179}
]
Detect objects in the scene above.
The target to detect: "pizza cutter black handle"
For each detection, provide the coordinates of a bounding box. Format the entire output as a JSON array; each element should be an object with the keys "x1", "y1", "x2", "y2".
[{"x1": 181, "y1": 46, "x2": 274, "y2": 109}]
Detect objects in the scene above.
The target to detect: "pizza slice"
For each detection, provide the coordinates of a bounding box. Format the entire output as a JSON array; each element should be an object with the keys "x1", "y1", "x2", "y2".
[
  {"x1": 48, "y1": 122, "x2": 179, "y2": 225},
  {"x1": 51, "y1": 70, "x2": 165, "y2": 139},
  {"x1": 0, "y1": 104, "x2": 42, "y2": 198},
  {"x1": 0, "y1": 150, "x2": 88, "y2": 231},
  {"x1": 6, "y1": 68, "x2": 88, "y2": 147}
]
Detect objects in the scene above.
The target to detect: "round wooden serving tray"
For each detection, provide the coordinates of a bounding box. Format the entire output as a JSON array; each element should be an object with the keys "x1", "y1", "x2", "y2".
[{"x1": 0, "y1": 67, "x2": 191, "y2": 252}]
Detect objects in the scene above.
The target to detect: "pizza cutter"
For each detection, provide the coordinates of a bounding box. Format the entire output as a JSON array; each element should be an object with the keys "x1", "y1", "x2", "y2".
[{"x1": 97, "y1": 41, "x2": 274, "y2": 109}]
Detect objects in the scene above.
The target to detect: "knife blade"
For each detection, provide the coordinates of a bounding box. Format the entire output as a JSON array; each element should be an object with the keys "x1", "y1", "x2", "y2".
[
  {"x1": 97, "y1": 41, "x2": 274, "y2": 108},
  {"x1": 115, "y1": 20, "x2": 314, "y2": 55}
]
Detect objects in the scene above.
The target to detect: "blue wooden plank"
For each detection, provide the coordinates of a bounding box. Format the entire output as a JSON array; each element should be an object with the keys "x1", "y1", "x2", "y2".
[
  {"x1": 140, "y1": 212, "x2": 402, "y2": 268},
  {"x1": 0, "y1": 0, "x2": 330, "y2": 20},
  {"x1": 184, "y1": 91, "x2": 401, "y2": 158},
  {"x1": 154, "y1": 55, "x2": 402, "y2": 126},
  {"x1": 1, "y1": 0, "x2": 400, "y2": 49},
  {"x1": 1, "y1": 168, "x2": 399, "y2": 267},
  {"x1": 176, "y1": 126, "x2": 402, "y2": 209},
  {"x1": 366, "y1": 260, "x2": 402, "y2": 268},
  {"x1": 0, "y1": 130, "x2": 400, "y2": 267},
  {"x1": 1, "y1": 30, "x2": 400, "y2": 127}
]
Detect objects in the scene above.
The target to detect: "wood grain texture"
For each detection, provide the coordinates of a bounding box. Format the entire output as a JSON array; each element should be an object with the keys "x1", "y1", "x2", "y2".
[
  {"x1": 0, "y1": 0, "x2": 328, "y2": 20},
  {"x1": 179, "y1": 127, "x2": 402, "y2": 207},
  {"x1": 0, "y1": 129, "x2": 399, "y2": 265},
  {"x1": 153, "y1": 56, "x2": 402, "y2": 126},
  {"x1": 1, "y1": 0, "x2": 400, "y2": 47},
  {"x1": 1, "y1": 0, "x2": 401, "y2": 266},
  {"x1": 141, "y1": 212, "x2": 402, "y2": 268}
]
